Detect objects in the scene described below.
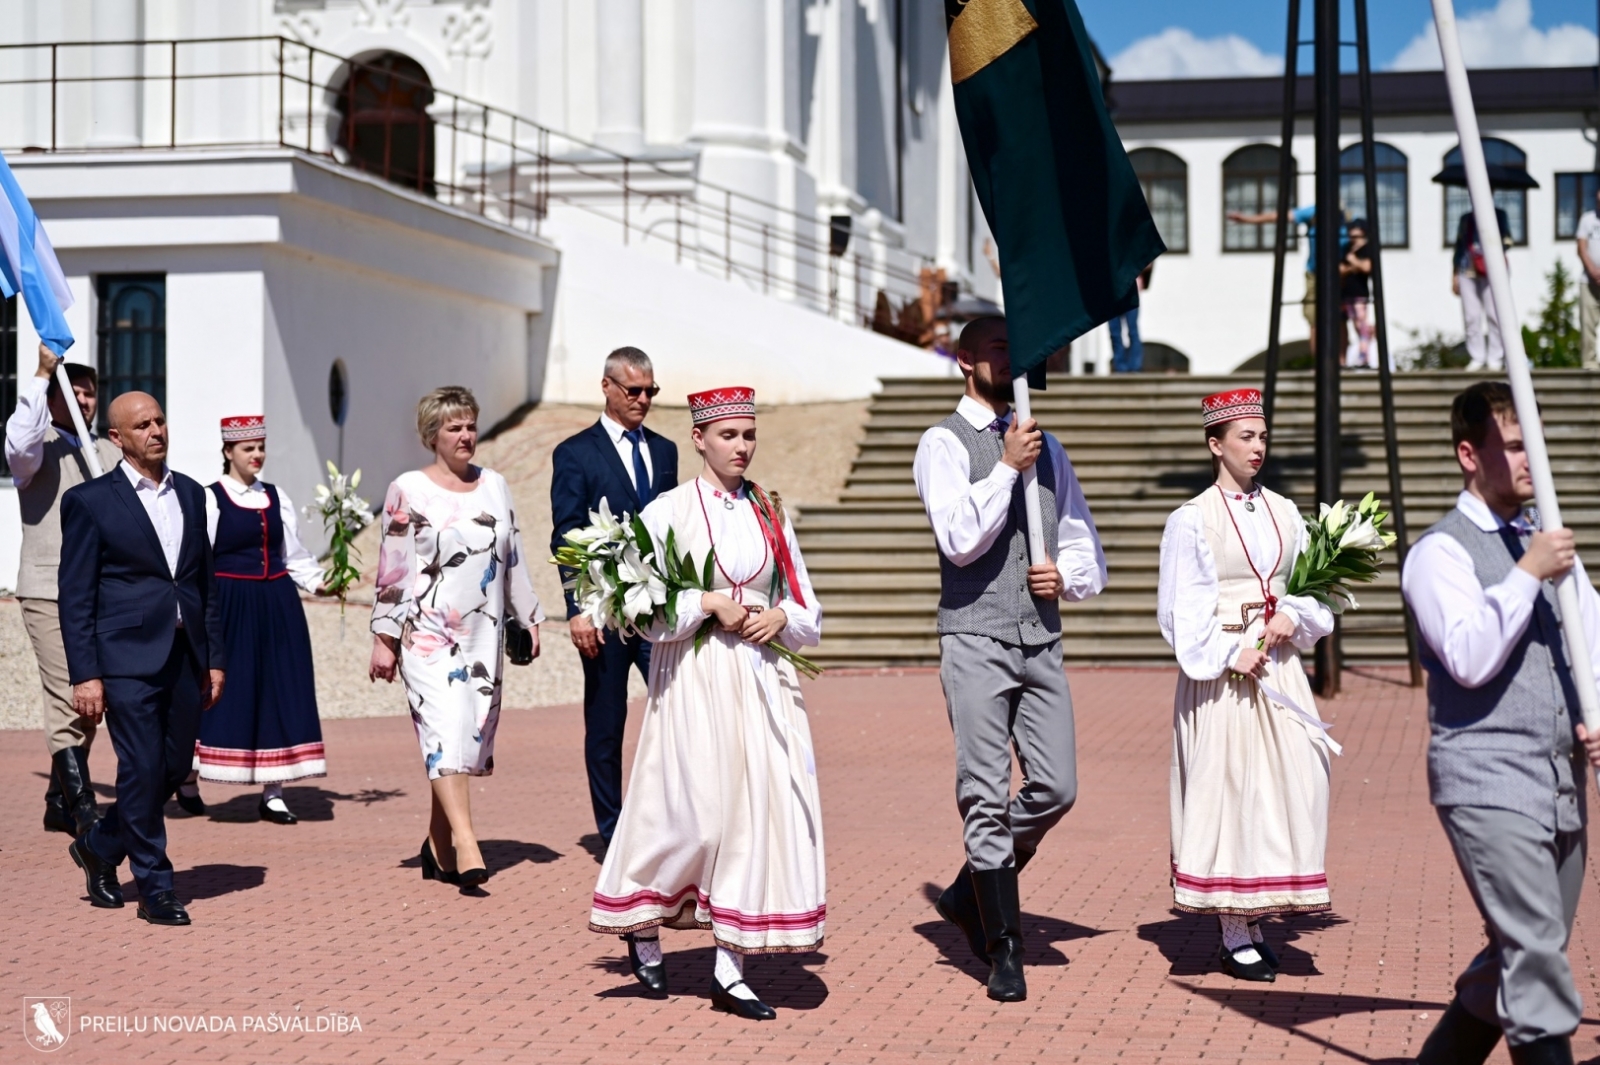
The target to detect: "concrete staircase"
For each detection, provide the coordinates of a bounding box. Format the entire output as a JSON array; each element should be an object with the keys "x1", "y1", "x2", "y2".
[{"x1": 794, "y1": 371, "x2": 1600, "y2": 668}]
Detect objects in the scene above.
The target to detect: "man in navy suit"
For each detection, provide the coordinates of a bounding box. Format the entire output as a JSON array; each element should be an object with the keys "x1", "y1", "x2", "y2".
[
  {"x1": 551, "y1": 347, "x2": 677, "y2": 846},
  {"x1": 58, "y1": 391, "x2": 226, "y2": 926}
]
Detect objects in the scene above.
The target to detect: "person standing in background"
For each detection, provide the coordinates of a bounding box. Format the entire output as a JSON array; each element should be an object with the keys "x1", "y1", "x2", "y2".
[
  {"x1": 1341, "y1": 221, "x2": 1376, "y2": 370},
  {"x1": 1574, "y1": 186, "x2": 1600, "y2": 369},
  {"x1": 550, "y1": 348, "x2": 678, "y2": 849},
  {"x1": 1452, "y1": 207, "x2": 1513, "y2": 372},
  {"x1": 1109, "y1": 264, "x2": 1151, "y2": 374},
  {"x1": 5, "y1": 343, "x2": 120, "y2": 838}
]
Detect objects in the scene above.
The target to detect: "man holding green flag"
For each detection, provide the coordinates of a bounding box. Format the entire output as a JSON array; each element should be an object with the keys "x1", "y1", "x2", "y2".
[{"x1": 925, "y1": 0, "x2": 1161, "y2": 1002}]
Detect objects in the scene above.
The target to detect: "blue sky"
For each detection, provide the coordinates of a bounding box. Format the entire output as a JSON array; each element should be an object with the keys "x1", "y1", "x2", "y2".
[{"x1": 1078, "y1": 0, "x2": 1600, "y2": 79}]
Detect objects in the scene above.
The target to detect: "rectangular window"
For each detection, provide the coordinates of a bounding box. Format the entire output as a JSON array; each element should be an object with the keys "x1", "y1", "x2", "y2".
[
  {"x1": 1555, "y1": 172, "x2": 1600, "y2": 239},
  {"x1": 1444, "y1": 187, "x2": 1526, "y2": 248},
  {"x1": 1339, "y1": 169, "x2": 1408, "y2": 247},
  {"x1": 95, "y1": 274, "x2": 166, "y2": 435},
  {"x1": 0, "y1": 296, "x2": 15, "y2": 477}
]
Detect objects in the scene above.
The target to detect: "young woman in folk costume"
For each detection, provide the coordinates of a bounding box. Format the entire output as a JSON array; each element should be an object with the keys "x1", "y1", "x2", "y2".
[
  {"x1": 1156, "y1": 388, "x2": 1337, "y2": 982},
  {"x1": 589, "y1": 386, "x2": 824, "y2": 1021}
]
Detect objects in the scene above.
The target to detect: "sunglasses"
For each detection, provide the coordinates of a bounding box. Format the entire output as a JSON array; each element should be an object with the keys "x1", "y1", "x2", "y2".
[{"x1": 607, "y1": 378, "x2": 661, "y2": 399}]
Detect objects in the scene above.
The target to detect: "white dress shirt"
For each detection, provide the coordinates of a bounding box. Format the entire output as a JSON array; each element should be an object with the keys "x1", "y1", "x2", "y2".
[
  {"x1": 1403, "y1": 489, "x2": 1600, "y2": 691},
  {"x1": 912, "y1": 394, "x2": 1107, "y2": 601},
  {"x1": 204, "y1": 475, "x2": 326, "y2": 594},
  {"x1": 600, "y1": 411, "x2": 654, "y2": 495},
  {"x1": 4, "y1": 374, "x2": 100, "y2": 489},
  {"x1": 1157, "y1": 488, "x2": 1335, "y2": 680}
]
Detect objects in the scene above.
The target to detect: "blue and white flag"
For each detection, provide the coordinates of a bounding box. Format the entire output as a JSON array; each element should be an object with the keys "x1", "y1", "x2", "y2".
[{"x1": 0, "y1": 152, "x2": 73, "y2": 355}]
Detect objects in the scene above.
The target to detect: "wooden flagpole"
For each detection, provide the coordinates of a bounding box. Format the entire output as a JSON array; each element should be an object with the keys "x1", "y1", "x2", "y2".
[{"x1": 1431, "y1": 0, "x2": 1600, "y2": 731}]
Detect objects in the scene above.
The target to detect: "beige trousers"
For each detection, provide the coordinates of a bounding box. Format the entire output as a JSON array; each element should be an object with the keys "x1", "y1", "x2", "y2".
[
  {"x1": 21, "y1": 598, "x2": 96, "y2": 755},
  {"x1": 1581, "y1": 279, "x2": 1600, "y2": 369}
]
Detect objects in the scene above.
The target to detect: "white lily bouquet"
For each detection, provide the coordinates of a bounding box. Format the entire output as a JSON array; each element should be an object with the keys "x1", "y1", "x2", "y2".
[
  {"x1": 551, "y1": 499, "x2": 823, "y2": 678},
  {"x1": 1288, "y1": 491, "x2": 1397, "y2": 613},
  {"x1": 304, "y1": 460, "x2": 373, "y2": 633}
]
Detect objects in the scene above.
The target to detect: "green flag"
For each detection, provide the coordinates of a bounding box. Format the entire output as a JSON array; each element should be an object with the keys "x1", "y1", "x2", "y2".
[{"x1": 947, "y1": 0, "x2": 1164, "y2": 383}]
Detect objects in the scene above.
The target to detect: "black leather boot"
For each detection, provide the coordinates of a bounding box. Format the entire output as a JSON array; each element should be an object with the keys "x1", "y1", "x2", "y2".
[
  {"x1": 1508, "y1": 1035, "x2": 1574, "y2": 1065},
  {"x1": 971, "y1": 868, "x2": 1026, "y2": 1002},
  {"x1": 936, "y1": 848, "x2": 1034, "y2": 964},
  {"x1": 53, "y1": 747, "x2": 100, "y2": 838},
  {"x1": 1414, "y1": 999, "x2": 1503, "y2": 1065},
  {"x1": 43, "y1": 764, "x2": 71, "y2": 835}
]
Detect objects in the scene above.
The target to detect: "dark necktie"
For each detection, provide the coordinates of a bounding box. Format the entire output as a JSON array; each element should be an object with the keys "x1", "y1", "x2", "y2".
[
  {"x1": 626, "y1": 428, "x2": 653, "y2": 505},
  {"x1": 986, "y1": 417, "x2": 1008, "y2": 434}
]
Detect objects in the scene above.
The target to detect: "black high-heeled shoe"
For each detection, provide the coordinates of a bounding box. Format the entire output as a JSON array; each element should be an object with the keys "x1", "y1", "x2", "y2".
[
  {"x1": 710, "y1": 977, "x2": 775, "y2": 1021},
  {"x1": 420, "y1": 839, "x2": 460, "y2": 884},
  {"x1": 455, "y1": 866, "x2": 489, "y2": 887}
]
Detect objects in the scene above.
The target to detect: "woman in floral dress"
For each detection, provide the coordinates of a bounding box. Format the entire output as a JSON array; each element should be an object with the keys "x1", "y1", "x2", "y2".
[{"x1": 370, "y1": 386, "x2": 543, "y2": 887}]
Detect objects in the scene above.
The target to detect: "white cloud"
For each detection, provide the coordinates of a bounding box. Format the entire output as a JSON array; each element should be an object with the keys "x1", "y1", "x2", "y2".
[
  {"x1": 1389, "y1": 0, "x2": 1597, "y2": 70},
  {"x1": 1108, "y1": 28, "x2": 1283, "y2": 81}
]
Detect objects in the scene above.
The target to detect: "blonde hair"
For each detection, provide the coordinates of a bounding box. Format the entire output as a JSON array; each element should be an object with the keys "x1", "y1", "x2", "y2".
[{"x1": 416, "y1": 386, "x2": 479, "y2": 450}]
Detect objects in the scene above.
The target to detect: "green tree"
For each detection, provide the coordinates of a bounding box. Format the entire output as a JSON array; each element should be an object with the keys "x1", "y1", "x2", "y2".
[{"x1": 1522, "y1": 260, "x2": 1582, "y2": 367}]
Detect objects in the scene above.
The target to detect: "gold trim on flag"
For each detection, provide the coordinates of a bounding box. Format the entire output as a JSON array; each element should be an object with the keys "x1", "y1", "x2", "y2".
[{"x1": 947, "y1": 0, "x2": 1039, "y2": 85}]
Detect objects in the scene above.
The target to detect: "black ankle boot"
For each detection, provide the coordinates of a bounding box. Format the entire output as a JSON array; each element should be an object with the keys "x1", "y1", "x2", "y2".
[
  {"x1": 1415, "y1": 999, "x2": 1503, "y2": 1065},
  {"x1": 1508, "y1": 1035, "x2": 1574, "y2": 1065},
  {"x1": 971, "y1": 867, "x2": 1026, "y2": 1002},
  {"x1": 53, "y1": 748, "x2": 100, "y2": 838},
  {"x1": 43, "y1": 763, "x2": 72, "y2": 834}
]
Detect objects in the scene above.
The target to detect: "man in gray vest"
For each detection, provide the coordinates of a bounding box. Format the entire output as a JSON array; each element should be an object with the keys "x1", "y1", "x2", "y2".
[
  {"x1": 5, "y1": 343, "x2": 119, "y2": 837},
  {"x1": 1404, "y1": 381, "x2": 1600, "y2": 1065},
  {"x1": 912, "y1": 316, "x2": 1107, "y2": 1002}
]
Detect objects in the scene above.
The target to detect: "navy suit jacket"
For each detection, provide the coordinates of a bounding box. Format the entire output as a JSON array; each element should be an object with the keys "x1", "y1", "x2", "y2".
[
  {"x1": 58, "y1": 466, "x2": 226, "y2": 684},
  {"x1": 550, "y1": 420, "x2": 678, "y2": 618}
]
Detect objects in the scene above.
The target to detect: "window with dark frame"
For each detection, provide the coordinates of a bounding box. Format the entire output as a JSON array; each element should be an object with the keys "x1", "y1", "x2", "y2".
[
  {"x1": 1130, "y1": 148, "x2": 1189, "y2": 254},
  {"x1": 1223, "y1": 145, "x2": 1297, "y2": 252},
  {"x1": 1339, "y1": 142, "x2": 1409, "y2": 248},
  {"x1": 95, "y1": 275, "x2": 166, "y2": 436},
  {"x1": 1442, "y1": 139, "x2": 1528, "y2": 247},
  {"x1": 1556, "y1": 172, "x2": 1600, "y2": 240},
  {"x1": 0, "y1": 296, "x2": 15, "y2": 477}
]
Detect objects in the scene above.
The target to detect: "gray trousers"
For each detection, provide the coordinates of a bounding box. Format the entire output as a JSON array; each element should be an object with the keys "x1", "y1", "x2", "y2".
[
  {"x1": 939, "y1": 634, "x2": 1077, "y2": 871},
  {"x1": 1438, "y1": 805, "x2": 1587, "y2": 1045}
]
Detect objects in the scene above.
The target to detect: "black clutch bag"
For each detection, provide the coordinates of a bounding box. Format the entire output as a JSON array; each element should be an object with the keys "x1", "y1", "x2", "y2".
[{"x1": 504, "y1": 617, "x2": 534, "y2": 666}]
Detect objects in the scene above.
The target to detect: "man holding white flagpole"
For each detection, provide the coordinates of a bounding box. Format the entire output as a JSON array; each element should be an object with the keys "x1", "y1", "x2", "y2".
[{"x1": 1403, "y1": 5, "x2": 1600, "y2": 1062}]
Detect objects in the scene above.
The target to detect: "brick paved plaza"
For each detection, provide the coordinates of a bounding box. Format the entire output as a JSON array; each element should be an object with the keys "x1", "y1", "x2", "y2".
[{"x1": 4, "y1": 667, "x2": 1600, "y2": 1064}]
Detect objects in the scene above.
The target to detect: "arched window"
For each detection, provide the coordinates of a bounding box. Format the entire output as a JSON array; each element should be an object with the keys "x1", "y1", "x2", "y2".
[
  {"x1": 1340, "y1": 142, "x2": 1408, "y2": 247},
  {"x1": 95, "y1": 275, "x2": 166, "y2": 434},
  {"x1": 1443, "y1": 138, "x2": 1528, "y2": 246},
  {"x1": 1130, "y1": 148, "x2": 1188, "y2": 253},
  {"x1": 336, "y1": 53, "x2": 436, "y2": 196},
  {"x1": 1223, "y1": 145, "x2": 1296, "y2": 252}
]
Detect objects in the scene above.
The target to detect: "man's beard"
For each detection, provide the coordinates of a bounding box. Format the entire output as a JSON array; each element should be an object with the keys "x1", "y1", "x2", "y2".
[{"x1": 973, "y1": 372, "x2": 1012, "y2": 408}]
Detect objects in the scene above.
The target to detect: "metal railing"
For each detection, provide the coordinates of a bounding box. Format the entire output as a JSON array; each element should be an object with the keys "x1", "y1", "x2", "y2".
[{"x1": 0, "y1": 36, "x2": 960, "y2": 336}]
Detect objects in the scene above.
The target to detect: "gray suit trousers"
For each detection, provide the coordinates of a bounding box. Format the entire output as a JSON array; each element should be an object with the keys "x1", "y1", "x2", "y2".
[
  {"x1": 939, "y1": 633, "x2": 1078, "y2": 871},
  {"x1": 1439, "y1": 805, "x2": 1587, "y2": 1045}
]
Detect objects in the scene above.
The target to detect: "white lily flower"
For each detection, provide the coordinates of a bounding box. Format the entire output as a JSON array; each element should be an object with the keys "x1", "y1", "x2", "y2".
[
  {"x1": 622, "y1": 580, "x2": 656, "y2": 621},
  {"x1": 1320, "y1": 499, "x2": 1350, "y2": 534},
  {"x1": 1338, "y1": 515, "x2": 1385, "y2": 552},
  {"x1": 587, "y1": 559, "x2": 617, "y2": 600}
]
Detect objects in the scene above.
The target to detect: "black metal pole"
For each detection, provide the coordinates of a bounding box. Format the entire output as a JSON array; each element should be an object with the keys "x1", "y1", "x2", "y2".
[
  {"x1": 1355, "y1": 0, "x2": 1421, "y2": 686},
  {"x1": 1313, "y1": 0, "x2": 1342, "y2": 696},
  {"x1": 1263, "y1": 0, "x2": 1301, "y2": 426}
]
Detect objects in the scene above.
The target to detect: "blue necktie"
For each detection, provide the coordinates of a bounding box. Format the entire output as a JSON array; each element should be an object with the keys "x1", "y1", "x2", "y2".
[{"x1": 626, "y1": 428, "x2": 653, "y2": 505}]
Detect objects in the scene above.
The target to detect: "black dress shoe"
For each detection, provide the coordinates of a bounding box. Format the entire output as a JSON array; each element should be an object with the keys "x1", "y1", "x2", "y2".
[
  {"x1": 623, "y1": 935, "x2": 669, "y2": 996},
  {"x1": 138, "y1": 891, "x2": 191, "y2": 926},
  {"x1": 175, "y1": 789, "x2": 205, "y2": 817},
  {"x1": 455, "y1": 866, "x2": 490, "y2": 887},
  {"x1": 420, "y1": 839, "x2": 459, "y2": 883},
  {"x1": 1245, "y1": 923, "x2": 1281, "y2": 969},
  {"x1": 1219, "y1": 945, "x2": 1276, "y2": 983},
  {"x1": 710, "y1": 978, "x2": 775, "y2": 1020},
  {"x1": 258, "y1": 798, "x2": 298, "y2": 825},
  {"x1": 1508, "y1": 1035, "x2": 1574, "y2": 1065},
  {"x1": 1415, "y1": 999, "x2": 1503, "y2": 1065},
  {"x1": 68, "y1": 838, "x2": 124, "y2": 908},
  {"x1": 935, "y1": 864, "x2": 988, "y2": 963}
]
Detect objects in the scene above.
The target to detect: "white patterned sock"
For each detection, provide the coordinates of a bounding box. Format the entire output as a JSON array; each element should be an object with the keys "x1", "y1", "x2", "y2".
[
  {"x1": 262, "y1": 783, "x2": 284, "y2": 803},
  {"x1": 1247, "y1": 919, "x2": 1265, "y2": 945},
  {"x1": 715, "y1": 947, "x2": 756, "y2": 1000},
  {"x1": 1220, "y1": 915, "x2": 1263, "y2": 964},
  {"x1": 631, "y1": 931, "x2": 662, "y2": 967}
]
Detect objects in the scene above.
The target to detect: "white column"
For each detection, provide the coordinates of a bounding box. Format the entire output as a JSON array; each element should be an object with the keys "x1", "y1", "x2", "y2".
[
  {"x1": 595, "y1": 0, "x2": 645, "y2": 154},
  {"x1": 88, "y1": 0, "x2": 142, "y2": 149}
]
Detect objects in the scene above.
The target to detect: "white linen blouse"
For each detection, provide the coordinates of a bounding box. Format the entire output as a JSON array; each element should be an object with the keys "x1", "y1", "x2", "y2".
[{"x1": 1157, "y1": 486, "x2": 1335, "y2": 681}]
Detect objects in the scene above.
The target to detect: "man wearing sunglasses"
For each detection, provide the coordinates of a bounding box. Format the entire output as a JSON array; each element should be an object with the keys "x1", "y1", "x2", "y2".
[{"x1": 551, "y1": 347, "x2": 678, "y2": 849}]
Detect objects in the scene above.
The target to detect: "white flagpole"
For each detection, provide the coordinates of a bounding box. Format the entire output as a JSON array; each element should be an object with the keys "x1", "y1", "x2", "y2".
[
  {"x1": 1432, "y1": 0, "x2": 1600, "y2": 732},
  {"x1": 52, "y1": 360, "x2": 103, "y2": 478},
  {"x1": 1012, "y1": 377, "x2": 1047, "y2": 562}
]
